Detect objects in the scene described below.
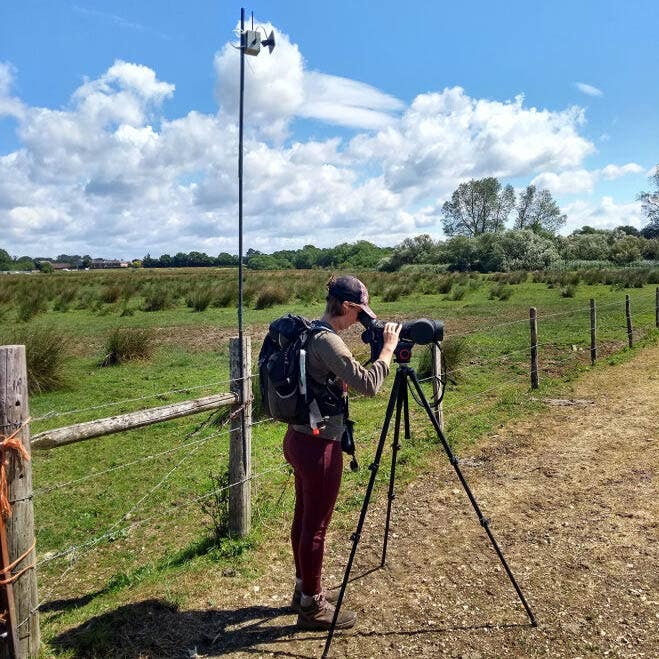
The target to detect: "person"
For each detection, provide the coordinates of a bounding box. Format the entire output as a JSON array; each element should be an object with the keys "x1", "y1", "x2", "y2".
[{"x1": 284, "y1": 274, "x2": 401, "y2": 630}]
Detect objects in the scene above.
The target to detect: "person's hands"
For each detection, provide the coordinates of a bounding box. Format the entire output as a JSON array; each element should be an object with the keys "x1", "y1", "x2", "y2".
[{"x1": 382, "y1": 322, "x2": 402, "y2": 350}]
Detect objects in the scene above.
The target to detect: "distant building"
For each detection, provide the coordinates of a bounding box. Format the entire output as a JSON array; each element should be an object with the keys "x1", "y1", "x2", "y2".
[{"x1": 90, "y1": 259, "x2": 130, "y2": 269}]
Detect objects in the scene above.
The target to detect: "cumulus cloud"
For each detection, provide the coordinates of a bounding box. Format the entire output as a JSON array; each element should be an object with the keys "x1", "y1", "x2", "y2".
[
  {"x1": 214, "y1": 23, "x2": 403, "y2": 140},
  {"x1": 349, "y1": 88, "x2": 593, "y2": 198},
  {"x1": 574, "y1": 82, "x2": 603, "y2": 97},
  {"x1": 599, "y1": 163, "x2": 644, "y2": 179},
  {"x1": 0, "y1": 62, "x2": 25, "y2": 120},
  {"x1": 563, "y1": 197, "x2": 644, "y2": 233},
  {"x1": 532, "y1": 162, "x2": 644, "y2": 195},
  {"x1": 0, "y1": 24, "x2": 643, "y2": 257}
]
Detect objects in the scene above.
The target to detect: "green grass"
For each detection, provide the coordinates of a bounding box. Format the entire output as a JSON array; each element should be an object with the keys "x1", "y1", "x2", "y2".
[{"x1": 0, "y1": 267, "x2": 657, "y2": 656}]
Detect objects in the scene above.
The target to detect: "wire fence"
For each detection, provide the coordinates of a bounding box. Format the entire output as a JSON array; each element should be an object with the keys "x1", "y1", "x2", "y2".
[{"x1": 5, "y1": 289, "x2": 658, "y2": 631}]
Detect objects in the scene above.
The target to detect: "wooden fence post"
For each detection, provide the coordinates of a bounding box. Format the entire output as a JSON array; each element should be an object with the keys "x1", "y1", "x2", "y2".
[
  {"x1": 229, "y1": 336, "x2": 252, "y2": 537},
  {"x1": 625, "y1": 294, "x2": 633, "y2": 349},
  {"x1": 0, "y1": 346, "x2": 39, "y2": 658},
  {"x1": 430, "y1": 343, "x2": 444, "y2": 431},
  {"x1": 590, "y1": 298, "x2": 597, "y2": 365},
  {"x1": 529, "y1": 308, "x2": 539, "y2": 389}
]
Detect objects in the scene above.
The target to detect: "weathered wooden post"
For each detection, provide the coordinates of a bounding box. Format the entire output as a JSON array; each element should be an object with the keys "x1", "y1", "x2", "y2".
[
  {"x1": 625, "y1": 294, "x2": 633, "y2": 348},
  {"x1": 529, "y1": 307, "x2": 539, "y2": 389},
  {"x1": 0, "y1": 346, "x2": 39, "y2": 658},
  {"x1": 229, "y1": 336, "x2": 252, "y2": 537},
  {"x1": 430, "y1": 343, "x2": 444, "y2": 431},
  {"x1": 590, "y1": 298, "x2": 597, "y2": 365}
]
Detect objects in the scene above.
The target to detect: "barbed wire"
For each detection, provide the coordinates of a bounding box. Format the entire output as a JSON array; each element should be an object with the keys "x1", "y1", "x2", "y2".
[
  {"x1": 23, "y1": 292, "x2": 656, "y2": 426},
  {"x1": 26, "y1": 314, "x2": 659, "y2": 628},
  {"x1": 33, "y1": 414, "x2": 279, "y2": 499},
  {"x1": 31, "y1": 376, "x2": 241, "y2": 423},
  {"x1": 36, "y1": 464, "x2": 288, "y2": 575},
  {"x1": 23, "y1": 463, "x2": 290, "y2": 629}
]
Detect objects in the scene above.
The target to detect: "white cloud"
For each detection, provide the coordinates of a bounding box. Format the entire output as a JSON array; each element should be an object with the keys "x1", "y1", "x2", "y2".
[
  {"x1": 563, "y1": 197, "x2": 644, "y2": 232},
  {"x1": 0, "y1": 25, "x2": 644, "y2": 258},
  {"x1": 350, "y1": 88, "x2": 593, "y2": 198},
  {"x1": 213, "y1": 23, "x2": 403, "y2": 140},
  {"x1": 0, "y1": 62, "x2": 25, "y2": 120},
  {"x1": 574, "y1": 82, "x2": 603, "y2": 97},
  {"x1": 599, "y1": 163, "x2": 643, "y2": 179},
  {"x1": 532, "y1": 170, "x2": 596, "y2": 195},
  {"x1": 532, "y1": 162, "x2": 645, "y2": 195}
]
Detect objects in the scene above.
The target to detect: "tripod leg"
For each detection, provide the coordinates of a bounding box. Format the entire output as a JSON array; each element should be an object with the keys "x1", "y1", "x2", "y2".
[
  {"x1": 322, "y1": 369, "x2": 404, "y2": 659},
  {"x1": 380, "y1": 376, "x2": 405, "y2": 567},
  {"x1": 406, "y1": 367, "x2": 537, "y2": 627}
]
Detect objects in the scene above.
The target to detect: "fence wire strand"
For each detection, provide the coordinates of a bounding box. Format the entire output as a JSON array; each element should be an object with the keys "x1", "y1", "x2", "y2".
[{"x1": 13, "y1": 294, "x2": 658, "y2": 631}]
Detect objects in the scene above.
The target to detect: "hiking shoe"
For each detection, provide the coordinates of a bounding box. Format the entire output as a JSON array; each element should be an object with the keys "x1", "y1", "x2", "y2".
[
  {"x1": 291, "y1": 586, "x2": 340, "y2": 614},
  {"x1": 297, "y1": 593, "x2": 356, "y2": 630}
]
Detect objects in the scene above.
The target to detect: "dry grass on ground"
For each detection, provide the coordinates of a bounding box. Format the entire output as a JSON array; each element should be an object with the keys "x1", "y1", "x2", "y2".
[{"x1": 51, "y1": 345, "x2": 658, "y2": 658}]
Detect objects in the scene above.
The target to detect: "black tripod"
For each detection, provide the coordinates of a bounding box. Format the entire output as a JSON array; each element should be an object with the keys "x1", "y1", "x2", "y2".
[{"x1": 322, "y1": 352, "x2": 536, "y2": 658}]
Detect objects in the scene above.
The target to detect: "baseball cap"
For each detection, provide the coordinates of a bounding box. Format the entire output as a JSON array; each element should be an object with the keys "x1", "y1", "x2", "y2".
[{"x1": 328, "y1": 275, "x2": 376, "y2": 319}]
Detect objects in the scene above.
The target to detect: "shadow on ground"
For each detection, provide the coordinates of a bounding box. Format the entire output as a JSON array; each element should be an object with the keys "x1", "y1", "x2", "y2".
[
  {"x1": 50, "y1": 597, "x2": 528, "y2": 658},
  {"x1": 49, "y1": 598, "x2": 317, "y2": 658}
]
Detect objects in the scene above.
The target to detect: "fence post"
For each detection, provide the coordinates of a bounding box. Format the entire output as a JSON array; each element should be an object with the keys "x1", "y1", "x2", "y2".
[
  {"x1": 655, "y1": 287, "x2": 658, "y2": 328},
  {"x1": 229, "y1": 336, "x2": 252, "y2": 537},
  {"x1": 0, "y1": 346, "x2": 40, "y2": 658},
  {"x1": 529, "y1": 307, "x2": 539, "y2": 389},
  {"x1": 590, "y1": 298, "x2": 597, "y2": 366},
  {"x1": 625, "y1": 294, "x2": 633, "y2": 349},
  {"x1": 430, "y1": 343, "x2": 444, "y2": 431}
]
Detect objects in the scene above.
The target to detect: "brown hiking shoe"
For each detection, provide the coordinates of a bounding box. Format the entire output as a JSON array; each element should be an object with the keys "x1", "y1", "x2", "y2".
[
  {"x1": 297, "y1": 593, "x2": 356, "y2": 630},
  {"x1": 291, "y1": 585, "x2": 339, "y2": 614}
]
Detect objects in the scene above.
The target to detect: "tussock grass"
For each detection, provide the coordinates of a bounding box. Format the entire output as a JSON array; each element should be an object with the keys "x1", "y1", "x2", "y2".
[
  {"x1": 100, "y1": 284, "x2": 123, "y2": 304},
  {"x1": 0, "y1": 326, "x2": 70, "y2": 393},
  {"x1": 213, "y1": 285, "x2": 238, "y2": 308},
  {"x1": 186, "y1": 286, "x2": 213, "y2": 312},
  {"x1": 488, "y1": 282, "x2": 513, "y2": 300},
  {"x1": 254, "y1": 286, "x2": 290, "y2": 309},
  {"x1": 100, "y1": 328, "x2": 154, "y2": 366},
  {"x1": 437, "y1": 276, "x2": 453, "y2": 294},
  {"x1": 142, "y1": 286, "x2": 175, "y2": 312},
  {"x1": 446, "y1": 285, "x2": 467, "y2": 301},
  {"x1": 53, "y1": 286, "x2": 79, "y2": 312},
  {"x1": 17, "y1": 287, "x2": 48, "y2": 322}
]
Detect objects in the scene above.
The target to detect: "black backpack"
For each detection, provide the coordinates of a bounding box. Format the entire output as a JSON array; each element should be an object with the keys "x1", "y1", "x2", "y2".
[{"x1": 258, "y1": 314, "x2": 332, "y2": 426}]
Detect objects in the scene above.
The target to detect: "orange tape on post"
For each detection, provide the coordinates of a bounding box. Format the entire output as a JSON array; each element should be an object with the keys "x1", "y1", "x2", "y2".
[{"x1": 0, "y1": 419, "x2": 31, "y2": 519}]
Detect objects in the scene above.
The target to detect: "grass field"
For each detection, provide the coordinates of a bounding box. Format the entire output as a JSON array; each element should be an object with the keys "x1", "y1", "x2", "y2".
[{"x1": 0, "y1": 267, "x2": 657, "y2": 656}]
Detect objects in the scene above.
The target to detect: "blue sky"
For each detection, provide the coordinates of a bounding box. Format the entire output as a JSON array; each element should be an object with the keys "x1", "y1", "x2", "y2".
[{"x1": 1, "y1": 1, "x2": 657, "y2": 259}]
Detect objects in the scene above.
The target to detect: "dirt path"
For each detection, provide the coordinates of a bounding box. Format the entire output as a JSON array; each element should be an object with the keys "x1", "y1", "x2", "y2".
[
  {"x1": 53, "y1": 346, "x2": 658, "y2": 657},
  {"x1": 210, "y1": 345, "x2": 658, "y2": 659}
]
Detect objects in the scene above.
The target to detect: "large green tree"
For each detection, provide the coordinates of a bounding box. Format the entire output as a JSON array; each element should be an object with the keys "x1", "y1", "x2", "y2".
[
  {"x1": 514, "y1": 185, "x2": 566, "y2": 234},
  {"x1": 639, "y1": 165, "x2": 659, "y2": 237},
  {"x1": 441, "y1": 177, "x2": 515, "y2": 236}
]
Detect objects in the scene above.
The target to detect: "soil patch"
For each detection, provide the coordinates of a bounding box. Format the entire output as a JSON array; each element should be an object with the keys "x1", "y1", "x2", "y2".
[{"x1": 53, "y1": 345, "x2": 658, "y2": 658}]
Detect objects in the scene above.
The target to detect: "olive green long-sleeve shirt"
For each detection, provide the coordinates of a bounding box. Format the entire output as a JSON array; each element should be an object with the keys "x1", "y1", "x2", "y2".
[{"x1": 292, "y1": 329, "x2": 389, "y2": 441}]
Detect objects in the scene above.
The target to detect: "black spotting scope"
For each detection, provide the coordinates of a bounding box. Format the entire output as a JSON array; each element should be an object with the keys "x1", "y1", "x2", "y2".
[{"x1": 358, "y1": 312, "x2": 444, "y2": 363}]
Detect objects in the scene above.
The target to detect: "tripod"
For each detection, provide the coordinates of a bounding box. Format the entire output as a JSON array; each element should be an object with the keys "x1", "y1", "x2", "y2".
[{"x1": 322, "y1": 353, "x2": 536, "y2": 658}]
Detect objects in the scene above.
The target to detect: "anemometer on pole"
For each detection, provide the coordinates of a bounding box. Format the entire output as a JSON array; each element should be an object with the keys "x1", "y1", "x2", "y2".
[
  {"x1": 234, "y1": 8, "x2": 276, "y2": 492},
  {"x1": 237, "y1": 7, "x2": 275, "y2": 346}
]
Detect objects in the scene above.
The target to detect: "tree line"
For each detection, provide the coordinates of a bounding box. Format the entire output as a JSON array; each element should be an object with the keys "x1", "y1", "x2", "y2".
[{"x1": 3, "y1": 170, "x2": 657, "y2": 274}]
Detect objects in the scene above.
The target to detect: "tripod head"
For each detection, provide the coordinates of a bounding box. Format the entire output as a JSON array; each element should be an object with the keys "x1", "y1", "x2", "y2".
[{"x1": 394, "y1": 341, "x2": 413, "y2": 363}]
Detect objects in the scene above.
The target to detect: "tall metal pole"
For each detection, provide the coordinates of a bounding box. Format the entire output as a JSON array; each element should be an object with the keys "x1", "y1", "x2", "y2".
[
  {"x1": 238, "y1": 7, "x2": 245, "y2": 345},
  {"x1": 237, "y1": 8, "x2": 248, "y2": 480}
]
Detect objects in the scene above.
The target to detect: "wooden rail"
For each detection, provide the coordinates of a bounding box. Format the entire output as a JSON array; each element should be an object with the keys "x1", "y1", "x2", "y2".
[{"x1": 30, "y1": 392, "x2": 238, "y2": 450}]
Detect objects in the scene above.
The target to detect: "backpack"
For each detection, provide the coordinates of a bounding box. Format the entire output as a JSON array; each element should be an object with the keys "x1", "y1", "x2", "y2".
[{"x1": 258, "y1": 314, "x2": 335, "y2": 428}]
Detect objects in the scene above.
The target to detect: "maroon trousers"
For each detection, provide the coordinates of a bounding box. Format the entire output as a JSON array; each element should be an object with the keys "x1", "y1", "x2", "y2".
[{"x1": 283, "y1": 427, "x2": 343, "y2": 596}]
